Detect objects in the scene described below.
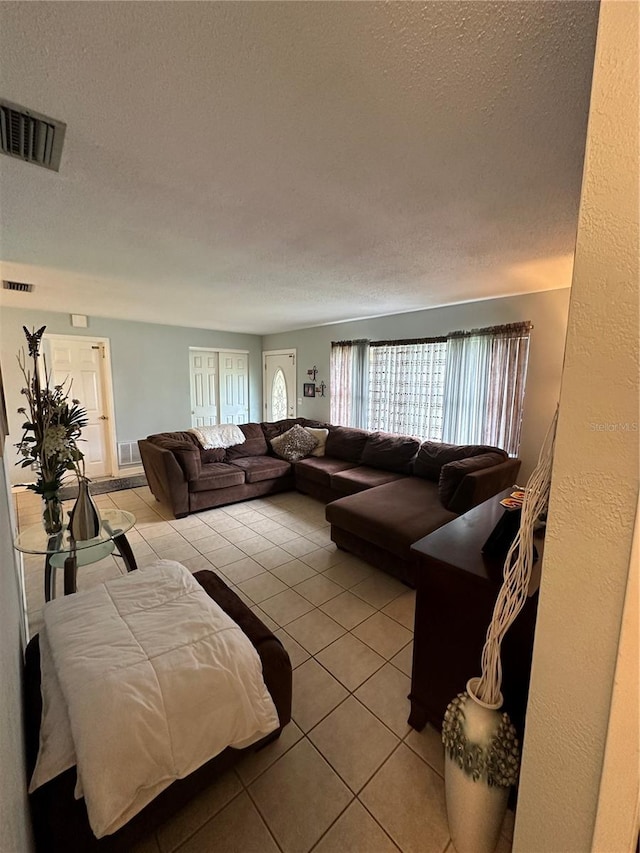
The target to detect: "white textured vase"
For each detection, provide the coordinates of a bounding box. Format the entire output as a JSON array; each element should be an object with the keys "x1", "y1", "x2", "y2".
[{"x1": 443, "y1": 678, "x2": 512, "y2": 853}]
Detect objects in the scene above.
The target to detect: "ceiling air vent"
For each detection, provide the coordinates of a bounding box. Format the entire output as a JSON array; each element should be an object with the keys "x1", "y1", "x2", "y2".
[
  {"x1": 0, "y1": 98, "x2": 66, "y2": 171},
  {"x1": 3, "y1": 280, "x2": 34, "y2": 293}
]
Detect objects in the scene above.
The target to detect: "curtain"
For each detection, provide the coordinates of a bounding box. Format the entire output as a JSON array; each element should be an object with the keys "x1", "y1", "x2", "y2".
[
  {"x1": 330, "y1": 340, "x2": 369, "y2": 427},
  {"x1": 368, "y1": 340, "x2": 447, "y2": 440},
  {"x1": 442, "y1": 322, "x2": 531, "y2": 455},
  {"x1": 483, "y1": 328, "x2": 531, "y2": 456},
  {"x1": 441, "y1": 333, "x2": 492, "y2": 445}
]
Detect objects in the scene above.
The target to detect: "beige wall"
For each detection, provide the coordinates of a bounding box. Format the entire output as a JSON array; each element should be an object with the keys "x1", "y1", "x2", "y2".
[
  {"x1": 515, "y1": 2, "x2": 639, "y2": 851},
  {"x1": 0, "y1": 455, "x2": 34, "y2": 851}
]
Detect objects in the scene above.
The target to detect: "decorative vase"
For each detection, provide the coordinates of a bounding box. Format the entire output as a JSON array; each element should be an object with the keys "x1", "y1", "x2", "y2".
[
  {"x1": 442, "y1": 678, "x2": 519, "y2": 853},
  {"x1": 68, "y1": 477, "x2": 102, "y2": 541},
  {"x1": 42, "y1": 494, "x2": 63, "y2": 536}
]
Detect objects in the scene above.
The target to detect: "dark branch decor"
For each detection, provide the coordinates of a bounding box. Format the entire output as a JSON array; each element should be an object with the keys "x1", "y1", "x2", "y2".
[{"x1": 15, "y1": 325, "x2": 88, "y2": 534}]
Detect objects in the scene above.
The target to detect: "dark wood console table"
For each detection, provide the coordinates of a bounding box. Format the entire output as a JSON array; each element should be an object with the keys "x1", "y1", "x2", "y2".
[{"x1": 408, "y1": 489, "x2": 541, "y2": 739}]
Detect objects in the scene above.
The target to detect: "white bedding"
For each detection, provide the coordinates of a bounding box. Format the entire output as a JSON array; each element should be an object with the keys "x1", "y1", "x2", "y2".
[{"x1": 30, "y1": 561, "x2": 279, "y2": 838}]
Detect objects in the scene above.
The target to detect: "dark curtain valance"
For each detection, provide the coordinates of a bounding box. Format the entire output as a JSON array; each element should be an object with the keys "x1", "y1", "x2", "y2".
[
  {"x1": 446, "y1": 321, "x2": 533, "y2": 340},
  {"x1": 331, "y1": 339, "x2": 369, "y2": 347},
  {"x1": 333, "y1": 323, "x2": 532, "y2": 349},
  {"x1": 369, "y1": 336, "x2": 447, "y2": 347}
]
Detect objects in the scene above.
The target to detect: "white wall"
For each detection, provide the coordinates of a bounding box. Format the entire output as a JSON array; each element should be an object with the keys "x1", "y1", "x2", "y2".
[
  {"x1": 0, "y1": 308, "x2": 263, "y2": 483},
  {"x1": 515, "y1": 2, "x2": 639, "y2": 850},
  {"x1": 263, "y1": 288, "x2": 571, "y2": 479},
  {"x1": 0, "y1": 453, "x2": 34, "y2": 851}
]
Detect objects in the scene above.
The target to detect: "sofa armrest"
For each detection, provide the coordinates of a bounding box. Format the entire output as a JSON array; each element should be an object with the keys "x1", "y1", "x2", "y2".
[
  {"x1": 447, "y1": 458, "x2": 522, "y2": 514},
  {"x1": 155, "y1": 439, "x2": 202, "y2": 482},
  {"x1": 138, "y1": 439, "x2": 191, "y2": 518}
]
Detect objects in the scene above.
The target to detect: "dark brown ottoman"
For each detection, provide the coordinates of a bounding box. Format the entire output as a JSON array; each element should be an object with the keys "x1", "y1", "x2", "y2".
[{"x1": 25, "y1": 570, "x2": 292, "y2": 853}]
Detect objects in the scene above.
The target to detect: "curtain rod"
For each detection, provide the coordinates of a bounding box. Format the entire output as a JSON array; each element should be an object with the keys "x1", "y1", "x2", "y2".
[
  {"x1": 333, "y1": 321, "x2": 533, "y2": 348},
  {"x1": 369, "y1": 336, "x2": 447, "y2": 346}
]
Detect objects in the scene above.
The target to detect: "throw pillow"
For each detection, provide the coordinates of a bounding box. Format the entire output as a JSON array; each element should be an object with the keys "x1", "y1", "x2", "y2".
[
  {"x1": 439, "y1": 452, "x2": 508, "y2": 510},
  {"x1": 270, "y1": 424, "x2": 319, "y2": 462},
  {"x1": 304, "y1": 427, "x2": 329, "y2": 457}
]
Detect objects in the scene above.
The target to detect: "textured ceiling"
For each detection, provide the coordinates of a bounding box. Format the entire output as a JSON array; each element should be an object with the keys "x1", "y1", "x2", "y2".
[{"x1": 0, "y1": 2, "x2": 598, "y2": 334}]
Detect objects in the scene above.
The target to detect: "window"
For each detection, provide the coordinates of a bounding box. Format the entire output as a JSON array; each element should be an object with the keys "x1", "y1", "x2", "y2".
[
  {"x1": 330, "y1": 340, "x2": 369, "y2": 428},
  {"x1": 368, "y1": 340, "x2": 447, "y2": 440},
  {"x1": 271, "y1": 368, "x2": 288, "y2": 421},
  {"x1": 330, "y1": 322, "x2": 531, "y2": 455}
]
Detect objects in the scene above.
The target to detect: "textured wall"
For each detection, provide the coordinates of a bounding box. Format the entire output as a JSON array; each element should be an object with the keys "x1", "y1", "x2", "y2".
[
  {"x1": 515, "y1": 2, "x2": 639, "y2": 850},
  {"x1": 0, "y1": 457, "x2": 34, "y2": 851},
  {"x1": 263, "y1": 288, "x2": 571, "y2": 479}
]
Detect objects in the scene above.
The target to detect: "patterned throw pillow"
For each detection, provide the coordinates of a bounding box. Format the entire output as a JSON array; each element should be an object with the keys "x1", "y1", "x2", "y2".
[{"x1": 270, "y1": 424, "x2": 319, "y2": 462}]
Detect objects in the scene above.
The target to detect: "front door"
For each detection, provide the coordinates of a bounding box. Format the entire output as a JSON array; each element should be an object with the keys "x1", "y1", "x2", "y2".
[
  {"x1": 44, "y1": 336, "x2": 112, "y2": 478},
  {"x1": 263, "y1": 350, "x2": 296, "y2": 421},
  {"x1": 189, "y1": 349, "x2": 218, "y2": 427},
  {"x1": 219, "y1": 351, "x2": 249, "y2": 424}
]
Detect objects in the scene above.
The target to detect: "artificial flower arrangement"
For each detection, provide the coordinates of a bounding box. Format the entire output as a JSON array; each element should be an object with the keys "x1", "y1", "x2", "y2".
[{"x1": 15, "y1": 326, "x2": 88, "y2": 535}]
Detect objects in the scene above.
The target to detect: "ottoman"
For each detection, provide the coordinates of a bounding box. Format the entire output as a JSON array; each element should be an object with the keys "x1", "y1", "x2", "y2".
[{"x1": 25, "y1": 569, "x2": 292, "y2": 852}]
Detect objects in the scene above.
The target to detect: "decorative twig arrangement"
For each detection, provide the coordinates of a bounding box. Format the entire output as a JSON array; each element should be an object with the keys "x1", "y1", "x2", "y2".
[{"x1": 475, "y1": 407, "x2": 558, "y2": 705}]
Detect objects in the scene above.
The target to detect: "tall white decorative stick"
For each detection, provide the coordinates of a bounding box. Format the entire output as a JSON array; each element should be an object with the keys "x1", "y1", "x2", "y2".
[{"x1": 475, "y1": 407, "x2": 559, "y2": 706}]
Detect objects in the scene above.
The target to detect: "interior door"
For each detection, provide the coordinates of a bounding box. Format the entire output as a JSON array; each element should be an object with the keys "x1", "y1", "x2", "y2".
[
  {"x1": 189, "y1": 350, "x2": 219, "y2": 427},
  {"x1": 263, "y1": 350, "x2": 296, "y2": 421},
  {"x1": 219, "y1": 351, "x2": 249, "y2": 424},
  {"x1": 44, "y1": 337, "x2": 112, "y2": 478}
]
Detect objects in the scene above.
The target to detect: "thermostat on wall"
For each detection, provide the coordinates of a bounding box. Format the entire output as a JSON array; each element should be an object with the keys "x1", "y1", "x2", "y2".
[{"x1": 71, "y1": 314, "x2": 88, "y2": 328}]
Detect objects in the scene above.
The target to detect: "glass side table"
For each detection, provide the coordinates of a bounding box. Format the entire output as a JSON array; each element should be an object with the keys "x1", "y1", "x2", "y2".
[{"x1": 14, "y1": 508, "x2": 138, "y2": 601}]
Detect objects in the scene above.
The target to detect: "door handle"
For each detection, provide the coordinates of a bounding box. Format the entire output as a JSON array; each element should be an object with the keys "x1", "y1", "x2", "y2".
[{"x1": 99, "y1": 415, "x2": 108, "y2": 420}]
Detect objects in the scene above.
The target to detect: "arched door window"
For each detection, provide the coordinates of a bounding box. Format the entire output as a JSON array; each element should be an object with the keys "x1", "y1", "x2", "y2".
[{"x1": 271, "y1": 368, "x2": 288, "y2": 420}]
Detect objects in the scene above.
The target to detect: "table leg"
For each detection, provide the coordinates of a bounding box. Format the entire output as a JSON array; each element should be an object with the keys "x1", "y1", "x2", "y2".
[
  {"x1": 114, "y1": 533, "x2": 138, "y2": 573},
  {"x1": 63, "y1": 553, "x2": 78, "y2": 595},
  {"x1": 44, "y1": 554, "x2": 56, "y2": 602}
]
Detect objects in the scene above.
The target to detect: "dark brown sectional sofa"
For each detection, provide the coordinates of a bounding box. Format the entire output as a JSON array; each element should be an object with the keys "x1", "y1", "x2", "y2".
[{"x1": 139, "y1": 419, "x2": 520, "y2": 585}]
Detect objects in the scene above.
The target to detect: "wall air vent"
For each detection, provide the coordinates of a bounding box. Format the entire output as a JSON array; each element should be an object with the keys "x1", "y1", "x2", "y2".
[
  {"x1": 117, "y1": 441, "x2": 142, "y2": 468},
  {"x1": 3, "y1": 280, "x2": 34, "y2": 293},
  {"x1": 0, "y1": 99, "x2": 66, "y2": 171}
]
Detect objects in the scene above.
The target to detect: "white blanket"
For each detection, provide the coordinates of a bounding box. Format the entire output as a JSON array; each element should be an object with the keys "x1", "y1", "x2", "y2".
[
  {"x1": 31, "y1": 561, "x2": 279, "y2": 838},
  {"x1": 188, "y1": 423, "x2": 245, "y2": 449}
]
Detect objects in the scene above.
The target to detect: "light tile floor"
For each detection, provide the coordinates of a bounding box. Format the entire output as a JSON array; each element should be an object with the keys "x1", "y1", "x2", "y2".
[{"x1": 15, "y1": 486, "x2": 514, "y2": 853}]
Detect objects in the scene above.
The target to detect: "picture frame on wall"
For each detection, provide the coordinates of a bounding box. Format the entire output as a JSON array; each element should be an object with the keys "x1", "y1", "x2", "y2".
[{"x1": 303, "y1": 383, "x2": 316, "y2": 398}]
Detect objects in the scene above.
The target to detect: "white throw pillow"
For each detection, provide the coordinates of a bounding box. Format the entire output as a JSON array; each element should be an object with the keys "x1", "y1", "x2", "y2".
[{"x1": 304, "y1": 427, "x2": 329, "y2": 457}]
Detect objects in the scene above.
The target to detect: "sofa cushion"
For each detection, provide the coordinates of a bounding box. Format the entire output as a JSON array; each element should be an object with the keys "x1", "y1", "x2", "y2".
[
  {"x1": 200, "y1": 448, "x2": 227, "y2": 464},
  {"x1": 147, "y1": 431, "x2": 200, "y2": 448},
  {"x1": 260, "y1": 419, "x2": 301, "y2": 442},
  {"x1": 413, "y1": 441, "x2": 506, "y2": 481},
  {"x1": 330, "y1": 466, "x2": 407, "y2": 496},
  {"x1": 361, "y1": 431, "x2": 420, "y2": 473},
  {"x1": 326, "y1": 478, "x2": 457, "y2": 560},
  {"x1": 295, "y1": 457, "x2": 359, "y2": 487},
  {"x1": 304, "y1": 427, "x2": 329, "y2": 457},
  {"x1": 229, "y1": 457, "x2": 293, "y2": 484},
  {"x1": 439, "y1": 452, "x2": 508, "y2": 510},
  {"x1": 324, "y1": 426, "x2": 370, "y2": 463},
  {"x1": 188, "y1": 463, "x2": 245, "y2": 492},
  {"x1": 270, "y1": 425, "x2": 318, "y2": 462},
  {"x1": 224, "y1": 423, "x2": 268, "y2": 460}
]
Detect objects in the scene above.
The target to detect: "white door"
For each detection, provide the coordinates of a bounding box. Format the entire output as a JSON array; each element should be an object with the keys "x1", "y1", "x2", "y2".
[
  {"x1": 219, "y1": 351, "x2": 249, "y2": 424},
  {"x1": 190, "y1": 350, "x2": 219, "y2": 427},
  {"x1": 44, "y1": 337, "x2": 112, "y2": 479},
  {"x1": 263, "y1": 350, "x2": 296, "y2": 421}
]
